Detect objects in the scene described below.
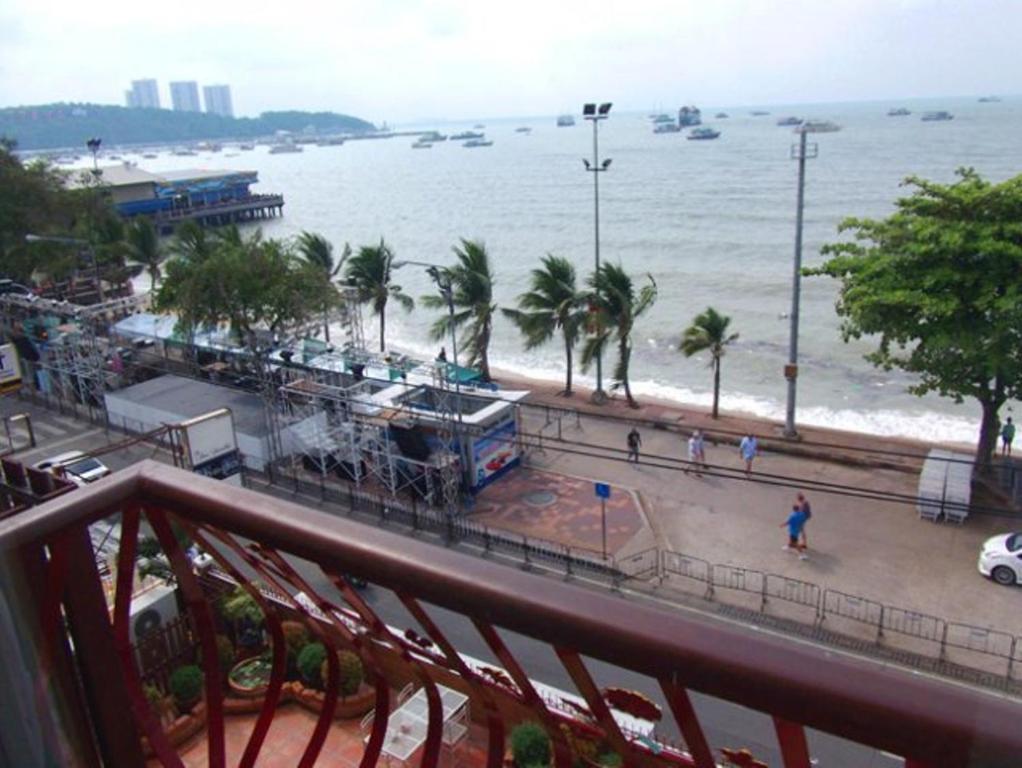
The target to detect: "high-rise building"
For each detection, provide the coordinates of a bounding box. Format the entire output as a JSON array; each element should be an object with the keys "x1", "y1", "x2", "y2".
[
  {"x1": 124, "y1": 90, "x2": 137, "y2": 108},
  {"x1": 203, "y1": 85, "x2": 234, "y2": 118},
  {"x1": 128, "y1": 79, "x2": 160, "y2": 109},
  {"x1": 170, "y1": 81, "x2": 201, "y2": 112}
]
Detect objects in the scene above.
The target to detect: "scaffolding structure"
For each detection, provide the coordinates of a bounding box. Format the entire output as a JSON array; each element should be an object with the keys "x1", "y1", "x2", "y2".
[
  {"x1": 0, "y1": 293, "x2": 147, "y2": 418},
  {"x1": 265, "y1": 354, "x2": 465, "y2": 513}
]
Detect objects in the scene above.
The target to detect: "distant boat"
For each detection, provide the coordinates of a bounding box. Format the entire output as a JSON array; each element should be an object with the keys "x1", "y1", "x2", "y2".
[
  {"x1": 887, "y1": 107, "x2": 911, "y2": 116},
  {"x1": 921, "y1": 111, "x2": 953, "y2": 122},
  {"x1": 978, "y1": 96, "x2": 1001, "y2": 103},
  {"x1": 171, "y1": 148, "x2": 197, "y2": 156},
  {"x1": 715, "y1": 112, "x2": 729, "y2": 119},
  {"x1": 798, "y1": 120, "x2": 841, "y2": 133},
  {"x1": 514, "y1": 127, "x2": 532, "y2": 134},
  {"x1": 451, "y1": 131, "x2": 484, "y2": 140},
  {"x1": 776, "y1": 116, "x2": 803, "y2": 127},
  {"x1": 417, "y1": 131, "x2": 447, "y2": 142},
  {"x1": 316, "y1": 137, "x2": 346, "y2": 146},
  {"x1": 750, "y1": 110, "x2": 770, "y2": 116},
  {"x1": 411, "y1": 141, "x2": 433, "y2": 149},
  {"x1": 678, "y1": 106, "x2": 702, "y2": 126},
  {"x1": 652, "y1": 114, "x2": 675, "y2": 124},
  {"x1": 653, "y1": 123, "x2": 681, "y2": 134},
  {"x1": 269, "y1": 143, "x2": 303, "y2": 154},
  {"x1": 687, "y1": 127, "x2": 720, "y2": 140},
  {"x1": 238, "y1": 143, "x2": 255, "y2": 151},
  {"x1": 463, "y1": 138, "x2": 494, "y2": 148},
  {"x1": 142, "y1": 153, "x2": 158, "y2": 159},
  {"x1": 473, "y1": 124, "x2": 485, "y2": 129},
  {"x1": 556, "y1": 114, "x2": 575, "y2": 127}
]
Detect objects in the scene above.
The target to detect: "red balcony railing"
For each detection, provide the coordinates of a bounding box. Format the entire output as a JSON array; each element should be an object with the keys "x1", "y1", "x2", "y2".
[{"x1": 0, "y1": 459, "x2": 1019, "y2": 767}]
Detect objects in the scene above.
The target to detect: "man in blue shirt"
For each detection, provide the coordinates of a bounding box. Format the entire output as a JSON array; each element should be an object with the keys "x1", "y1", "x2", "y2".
[{"x1": 781, "y1": 504, "x2": 808, "y2": 560}]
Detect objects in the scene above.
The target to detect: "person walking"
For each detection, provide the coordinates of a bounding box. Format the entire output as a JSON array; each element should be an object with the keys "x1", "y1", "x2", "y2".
[
  {"x1": 627, "y1": 427, "x2": 642, "y2": 464},
  {"x1": 693, "y1": 429, "x2": 707, "y2": 474},
  {"x1": 686, "y1": 431, "x2": 703, "y2": 476},
  {"x1": 781, "y1": 503, "x2": 809, "y2": 560},
  {"x1": 796, "y1": 492, "x2": 812, "y2": 551},
  {"x1": 739, "y1": 433, "x2": 758, "y2": 477},
  {"x1": 1001, "y1": 417, "x2": 1015, "y2": 457}
]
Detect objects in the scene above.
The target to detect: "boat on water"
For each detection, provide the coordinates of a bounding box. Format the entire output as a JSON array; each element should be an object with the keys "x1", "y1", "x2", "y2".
[
  {"x1": 798, "y1": 120, "x2": 841, "y2": 133},
  {"x1": 473, "y1": 124, "x2": 485, "y2": 129},
  {"x1": 750, "y1": 110, "x2": 770, "y2": 116},
  {"x1": 678, "y1": 106, "x2": 701, "y2": 126},
  {"x1": 687, "y1": 127, "x2": 720, "y2": 140},
  {"x1": 411, "y1": 141, "x2": 433, "y2": 149},
  {"x1": 316, "y1": 137, "x2": 346, "y2": 146},
  {"x1": 887, "y1": 107, "x2": 911, "y2": 116},
  {"x1": 142, "y1": 153, "x2": 158, "y2": 159},
  {"x1": 463, "y1": 138, "x2": 494, "y2": 148},
  {"x1": 653, "y1": 123, "x2": 681, "y2": 134},
  {"x1": 269, "y1": 143, "x2": 303, "y2": 154},
  {"x1": 514, "y1": 127, "x2": 532, "y2": 133},
  {"x1": 171, "y1": 148, "x2": 197, "y2": 156},
  {"x1": 238, "y1": 143, "x2": 255, "y2": 151},
  {"x1": 652, "y1": 113, "x2": 675, "y2": 124},
  {"x1": 451, "y1": 131, "x2": 484, "y2": 141},
  {"x1": 556, "y1": 114, "x2": 575, "y2": 127},
  {"x1": 978, "y1": 96, "x2": 1001, "y2": 103},
  {"x1": 776, "y1": 116, "x2": 802, "y2": 127},
  {"x1": 715, "y1": 112, "x2": 729, "y2": 119},
  {"x1": 921, "y1": 111, "x2": 953, "y2": 122},
  {"x1": 417, "y1": 131, "x2": 447, "y2": 142}
]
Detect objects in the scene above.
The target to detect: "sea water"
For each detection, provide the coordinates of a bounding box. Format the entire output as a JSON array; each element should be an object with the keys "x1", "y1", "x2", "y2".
[{"x1": 130, "y1": 96, "x2": 1022, "y2": 444}]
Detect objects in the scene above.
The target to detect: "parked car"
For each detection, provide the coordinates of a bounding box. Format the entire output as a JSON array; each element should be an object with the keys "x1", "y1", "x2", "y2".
[
  {"x1": 978, "y1": 533, "x2": 1022, "y2": 586},
  {"x1": 33, "y1": 450, "x2": 110, "y2": 487}
]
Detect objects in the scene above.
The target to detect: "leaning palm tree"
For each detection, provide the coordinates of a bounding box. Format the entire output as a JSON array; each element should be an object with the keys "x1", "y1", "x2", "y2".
[
  {"x1": 297, "y1": 231, "x2": 350, "y2": 342},
  {"x1": 125, "y1": 217, "x2": 162, "y2": 290},
  {"x1": 502, "y1": 254, "x2": 585, "y2": 395},
  {"x1": 344, "y1": 238, "x2": 413, "y2": 351},
  {"x1": 168, "y1": 220, "x2": 213, "y2": 264},
  {"x1": 680, "y1": 307, "x2": 738, "y2": 419},
  {"x1": 581, "y1": 263, "x2": 657, "y2": 408},
  {"x1": 422, "y1": 239, "x2": 497, "y2": 382}
]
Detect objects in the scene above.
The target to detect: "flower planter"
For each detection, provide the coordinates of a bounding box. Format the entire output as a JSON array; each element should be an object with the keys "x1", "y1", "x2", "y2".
[
  {"x1": 228, "y1": 657, "x2": 272, "y2": 699},
  {"x1": 288, "y1": 680, "x2": 376, "y2": 719}
]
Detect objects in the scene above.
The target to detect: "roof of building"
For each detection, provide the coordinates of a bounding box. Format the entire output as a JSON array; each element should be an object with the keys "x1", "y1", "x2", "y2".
[
  {"x1": 159, "y1": 168, "x2": 255, "y2": 182},
  {"x1": 67, "y1": 165, "x2": 256, "y2": 190}
]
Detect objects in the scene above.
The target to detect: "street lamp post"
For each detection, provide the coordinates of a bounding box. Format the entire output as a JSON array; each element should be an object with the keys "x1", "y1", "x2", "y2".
[
  {"x1": 86, "y1": 137, "x2": 102, "y2": 175},
  {"x1": 582, "y1": 102, "x2": 613, "y2": 405},
  {"x1": 783, "y1": 127, "x2": 818, "y2": 438},
  {"x1": 25, "y1": 233, "x2": 104, "y2": 302}
]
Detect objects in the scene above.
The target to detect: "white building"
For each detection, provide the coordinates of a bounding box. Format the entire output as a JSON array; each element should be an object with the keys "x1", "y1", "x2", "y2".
[
  {"x1": 203, "y1": 84, "x2": 234, "y2": 117},
  {"x1": 128, "y1": 79, "x2": 160, "y2": 109},
  {"x1": 170, "y1": 81, "x2": 201, "y2": 112}
]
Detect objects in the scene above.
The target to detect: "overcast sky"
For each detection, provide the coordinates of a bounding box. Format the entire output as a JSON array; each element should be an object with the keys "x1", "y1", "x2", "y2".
[{"x1": 2, "y1": 0, "x2": 1019, "y2": 122}]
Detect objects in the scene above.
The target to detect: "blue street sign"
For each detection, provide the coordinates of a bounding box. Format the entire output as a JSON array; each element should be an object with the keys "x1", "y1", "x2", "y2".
[{"x1": 594, "y1": 482, "x2": 611, "y2": 499}]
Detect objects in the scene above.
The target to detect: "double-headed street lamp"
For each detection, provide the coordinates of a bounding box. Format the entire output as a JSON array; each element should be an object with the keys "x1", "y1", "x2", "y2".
[
  {"x1": 783, "y1": 126, "x2": 819, "y2": 438},
  {"x1": 86, "y1": 137, "x2": 102, "y2": 175},
  {"x1": 582, "y1": 102, "x2": 612, "y2": 405}
]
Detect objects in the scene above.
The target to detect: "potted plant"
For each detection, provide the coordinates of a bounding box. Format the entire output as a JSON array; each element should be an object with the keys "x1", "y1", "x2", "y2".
[
  {"x1": 220, "y1": 588, "x2": 264, "y2": 656},
  {"x1": 282, "y1": 620, "x2": 310, "y2": 680},
  {"x1": 169, "y1": 664, "x2": 204, "y2": 715},
  {"x1": 510, "y1": 722, "x2": 551, "y2": 768}
]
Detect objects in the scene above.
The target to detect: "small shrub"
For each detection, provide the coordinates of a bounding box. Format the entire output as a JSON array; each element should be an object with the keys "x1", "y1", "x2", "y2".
[
  {"x1": 143, "y1": 683, "x2": 164, "y2": 710},
  {"x1": 169, "y1": 665, "x2": 203, "y2": 713},
  {"x1": 221, "y1": 587, "x2": 263, "y2": 625},
  {"x1": 321, "y1": 650, "x2": 364, "y2": 696},
  {"x1": 510, "y1": 722, "x2": 551, "y2": 768},
  {"x1": 297, "y1": 642, "x2": 328, "y2": 689},
  {"x1": 282, "y1": 620, "x2": 310, "y2": 678}
]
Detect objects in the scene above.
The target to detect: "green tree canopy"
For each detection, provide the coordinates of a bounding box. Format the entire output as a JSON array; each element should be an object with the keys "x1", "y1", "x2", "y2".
[
  {"x1": 807, "y1": 168, "x2": 1022, "y2": 465},
  {"x1": 502, "y1": 254, "x2": 585, "y2": 395},
  {"x1": 582, "y1": 263, "x2": 657, "y2": 408},
  {"x1": 344, "y1": 239, "x2": 413, "y2": 352},
  {"x1": 422, "y1": 238, "x2": 497, "y2": 382},
  {"x1": 155, "y1": 227, "x2": 338, "y2": 347},
  {"x1": 680, "y1": 307, "x2": 738, "y2": 419}
]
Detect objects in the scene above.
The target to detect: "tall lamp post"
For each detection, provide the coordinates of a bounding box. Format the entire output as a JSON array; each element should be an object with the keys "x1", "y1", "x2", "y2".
[
  {"x1": 783, "y1": 127, "x2": 818, "y2": 438},
  {"x1": 582, "y1": 102, "x2": 612, "y2": 405},
  {"x1": 86, "y1": 137, "x2": 102, "y2": 175},
  {"x1": 25, "y1": 233, "x2": 104, "y2": 303}
]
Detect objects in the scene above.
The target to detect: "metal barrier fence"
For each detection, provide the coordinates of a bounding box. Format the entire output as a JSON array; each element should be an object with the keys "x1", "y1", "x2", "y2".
[{"x1": 617, "y1": 547, "x2": 659, "y2": 580}]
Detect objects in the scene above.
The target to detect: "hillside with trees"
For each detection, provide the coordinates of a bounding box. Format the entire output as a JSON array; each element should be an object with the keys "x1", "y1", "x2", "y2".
[{"x1": 0, "y1": 103, "x2": 377, "y2": 150}]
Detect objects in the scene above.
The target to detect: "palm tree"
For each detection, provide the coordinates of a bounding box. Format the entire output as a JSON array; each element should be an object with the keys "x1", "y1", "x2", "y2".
[
  {"x1": 168, "y1": 220, "x2": 213, "y2": 263},
  {"x1": 297, "y1": 231, "x2": 350, "y2": 342},
  {"x1": 502, "y1": 254, "x2": 585, "y2": 395},
  {"x1": 344, "y1": 239, "x2": 413, "y2": 351},
  {"x1": 680, "y1": 307, "x2": 738, "y2": 419},
  {"x1": 422, "y1": 239, "x2": 497, "y2": 382},
  {"x1": 581, "y1": 263, "x2": 657, "y2": 408},
  {"x1": 125, "y1": 218, "x2": 162, "y2": 290}
]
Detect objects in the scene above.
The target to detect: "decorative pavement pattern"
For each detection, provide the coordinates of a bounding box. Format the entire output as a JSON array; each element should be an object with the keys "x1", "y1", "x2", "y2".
[{"x1": 470, "y1": 468, "x2": 645, "y2": 557}]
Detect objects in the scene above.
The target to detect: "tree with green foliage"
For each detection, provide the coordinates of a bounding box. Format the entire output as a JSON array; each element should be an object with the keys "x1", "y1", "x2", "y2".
[
  {"x1": 502, "y1": 254, "x2": 585, "y2": 396},
  {"x1": 297, "y1": 231, "x2": 350, "y2": 342},
  {"x1": 807, "y1": 168, "x2": 1022, "y2": 466},
  {"x1": 582, "y1": 263, "x2": 657, "y2": 408},
  {"x1": 156, "y1": 229, "x2": 337, "y2": 347},
  {"x1": 422, "y1": 238, "x2": 498, "y2": 381},
  {"x1": 125, "y1": 217, "x2": 162, "y2": 290},
  {"x1": 509, "y1": 722, "x2": 551, "y2": 768},
  {"x1": 344, "y1": 239, "x2": 413, "y2": 352},
  {"x1": 680, "y1": 307, "x2": 739, "y2": 419}
]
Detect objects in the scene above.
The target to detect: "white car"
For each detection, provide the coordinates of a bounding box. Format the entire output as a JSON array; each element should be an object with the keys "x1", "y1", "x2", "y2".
[
  {"x1": 33, "y1": 450, "x2": 111, "y2": 487},
  {"x1": 978, "y1": 533, "x2": 1022, "y2": 586}
]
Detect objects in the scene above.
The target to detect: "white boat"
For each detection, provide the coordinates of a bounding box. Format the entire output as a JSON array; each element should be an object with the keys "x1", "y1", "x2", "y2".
[
  {"x1": 269, "y1": 143, "x2": 303, "y2": 154},
  {"x1": 797, "y1": 120, "x2": 841, "y2": 133},
  {"x1": 921, "y1": 111, "x2": 953, "y2": 122},
  {"x1": 556, "y1": 114, "x2": 575, "y2": 127}
]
